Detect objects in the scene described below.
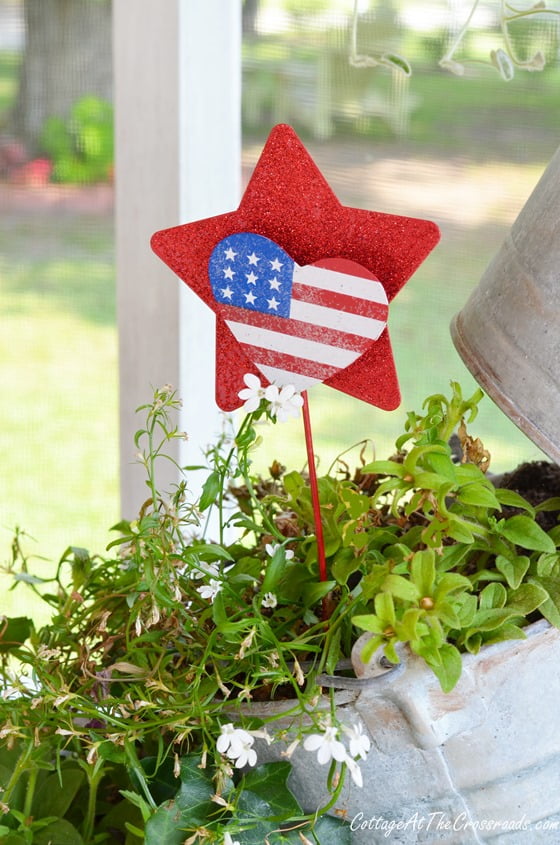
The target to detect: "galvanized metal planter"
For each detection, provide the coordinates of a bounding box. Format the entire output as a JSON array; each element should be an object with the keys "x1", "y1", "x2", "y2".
[
  {"x1": 451, "y1": 143, "x2": 560, "y2": 464},
  {"x1": 256, "y1": 619, "x2": 560, "y2": 843}
]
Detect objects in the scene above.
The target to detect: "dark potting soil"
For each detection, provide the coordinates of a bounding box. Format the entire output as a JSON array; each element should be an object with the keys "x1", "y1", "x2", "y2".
[{"x1": 496, "y1": 461, "x2": 560, "y2": 532}]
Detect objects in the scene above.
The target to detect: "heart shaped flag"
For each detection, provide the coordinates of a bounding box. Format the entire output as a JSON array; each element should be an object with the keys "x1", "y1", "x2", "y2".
[
  {"x1": 150, "y1": 124, "x2": 440, "y2": 411},
  {"x1": 208, "y1": 232, "x2": 388, "y2": 393}
]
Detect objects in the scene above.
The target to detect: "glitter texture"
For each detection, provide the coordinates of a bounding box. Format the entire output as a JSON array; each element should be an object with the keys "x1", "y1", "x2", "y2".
[{"x1": 151, "y1": 124, "x2": 440, "y2": 411}]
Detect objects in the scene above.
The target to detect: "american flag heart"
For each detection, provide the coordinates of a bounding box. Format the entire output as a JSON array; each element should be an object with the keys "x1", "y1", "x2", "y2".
[{"x1": 208, "y1": 232, "x2": 389, "y2": 392}]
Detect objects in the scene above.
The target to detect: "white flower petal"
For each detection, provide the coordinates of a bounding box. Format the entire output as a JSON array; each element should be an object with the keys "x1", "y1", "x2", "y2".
[
  {"x1": 345, "y1": 754, "x2": 364, "y2": 787},
  {"x1": 316, "y1": 743, "x2": 332, "y2": 765},
  {"x1": 330, "y1": 738, "x2": 347, "y2": 762},
  {"x1": 303, "y1": 733, "x2": 323, "y2": 752},
  {"x1": 243, "y1": 373, "x2": 261, "y2": 390}
]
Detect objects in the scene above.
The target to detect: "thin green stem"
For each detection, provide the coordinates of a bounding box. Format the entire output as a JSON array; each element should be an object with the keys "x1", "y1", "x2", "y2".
[
  {"x1": 124, "y1": 742, "x2": 158, "y2": 812},
  {"x1": 82, "y1": 760, "x2": 106, "y2": 844},
  {"x1": 22, "y1": 764, "x2": 38, "y2": 820},
  {"x1": 2, "y1": 741, "x2": 34, "y2": 805}
]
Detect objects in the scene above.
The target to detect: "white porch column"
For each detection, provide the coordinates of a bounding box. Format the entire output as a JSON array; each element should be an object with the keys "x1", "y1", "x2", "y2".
[{"x1": 114, "y1": 0, "x2": 242, "y2": 518}]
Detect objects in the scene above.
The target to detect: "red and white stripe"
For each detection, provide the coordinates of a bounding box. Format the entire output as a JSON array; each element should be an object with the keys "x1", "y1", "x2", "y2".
[{"x1": 223, "y1": 262, "x2": 388, "y2": 392}]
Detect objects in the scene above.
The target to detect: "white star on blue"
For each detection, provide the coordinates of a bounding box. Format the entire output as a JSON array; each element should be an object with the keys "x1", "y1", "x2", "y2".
[{"x1": 208, "y1": 233, "x2": 294, "y2": 316}]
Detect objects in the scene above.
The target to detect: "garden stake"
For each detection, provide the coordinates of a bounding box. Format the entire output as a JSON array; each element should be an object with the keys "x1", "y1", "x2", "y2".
[{"x1": 301, "y1": 390, "x2": 327, "y2": 585}]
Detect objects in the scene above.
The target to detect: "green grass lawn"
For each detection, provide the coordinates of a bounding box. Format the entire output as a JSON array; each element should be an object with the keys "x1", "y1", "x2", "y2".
[{"x1": 0, "y1": 213, "x2": 119, "y2": 620}]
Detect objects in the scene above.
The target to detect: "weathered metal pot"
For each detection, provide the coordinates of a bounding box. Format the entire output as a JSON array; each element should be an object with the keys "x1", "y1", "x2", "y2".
[
  {"x1": 451, "y1": 144, "x2": 560, "y2": 464},
  {"x1": 255, "y1": 619, "x2": 560, "y2": 843}
]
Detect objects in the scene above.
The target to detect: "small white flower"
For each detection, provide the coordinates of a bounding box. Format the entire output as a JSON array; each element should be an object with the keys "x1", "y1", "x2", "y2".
[
  {"x1": 303, "y1": 725, "x2": 347, "y2": 765},
  {"x1": 196, "y1": 579, "x2": 221, "y2": 602},
  {"x1": 344, "y1": 753, "x2": 364, "y2": 788},
  {"x1": 231, "y1": 736, "x2": 258, "y2": 768},
  {"x1": 265, "y1": 543, "x2": 294, "y2": 560},
  {"x1": 217, "y1": 723, "x2": 252, "y2": 757},
  {"x1": 217, "y1": 724, "x2": 258, "y2": 768},
  {"x1": 261, "y1": 592, "x2": 278, "y2": 609},
  {"x1": 223, "y1": 832, "x2": 240, "y2": 845},
  {"x1": 190, "y1": 561, "x2": 220, "y2": 580},
  {"x1": 238, "y1": 372, "x2": 267, "y2": 413},
  {"x1": 343, "y1": 722, "x2": 371, "y2": 760},
  {"x1": 264, "y1": 383, "x2": 303, "y2": 422}
]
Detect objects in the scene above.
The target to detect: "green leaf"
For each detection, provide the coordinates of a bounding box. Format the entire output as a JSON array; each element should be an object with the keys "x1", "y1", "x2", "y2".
[
  {"x1": 339, "y1": 487, "x2": 370, "y2": 519},
  {"x1": 301, "y1": 580, "x2": 336, "y2": 607},
  {"x1": 399, "y1": 608, "x2": 423, "y2": 641},
  {"x1": 375, "y1": 591, "x2": 396, "y2": 625},
  {"x1": 0, "y1": 617, "x2": 33, "y2": 652},
  {"x1": 424, "y1": 450, "x2": 457, "y2": 482},
  {"x1": 499, "y1": 515, "x2": 555, "y2": 553},
  {"x1": 211, "y1": 590, "x2": 228, "y2": 628},
  {"x1": 434, "y1": 572, "x2": 472, "y2": 599},
  {"x1": 261, "y1": 546, "x2": 289, "y2": 594},
  {"x1": 362, "y1": 634, "x2": 385, "y2": 664},
  {"x1": 144, "y1": 802, "x2": 191, "y2": 845},
  {"x1": 435, "y1": 600, "x2": 461, "y2": 629},
  {"x1": 411, "y1": 549, "x2": 435, "y2": 596},
  {"x1": 536, "y1": 496, "x2": 560, "y2": 515},
  {"x1": 360, "y1": 459, "x2": 405, "y2": 477},
  {"x1": 481, "y1": 623, "x2": 526, "y2": 647},
  {"x1": 98, "y1": 797, "x2": 145, "y2": 841},
  {"x1": 468, "y1": 607, "x2": 520, "y2": 632},
  {"x1": 428, "y1": 643, "x2": 463, "y2": 692},
  {"x1": 199, "y1": 470, "x2": 222, "y2": 511},
  {"x1": 120, "y1": 790, "x2": 153, "y2": 823},
  {"x1": 507, "y1": 582, "x2": 548, "y2": 615},
  {"x1": 144, "y1": 756, "x2": 217, "y2": 844},
  {"x1": 537, "y1": 595, "x2": 560, "y2": 628},
  {"x1": 193, "y1": 543, "x2": 234, "y2": 562},
  {"x1": 34, "y1": 820, "x2": 85, "y2": 845},
  {"x1": 32, "y1": 764, "x2": 85, "y2": 820},
  {"x1": 479, "y1": 582, "x2": 507, "y2": 609},
  {"x1": 494, "y1": 487, "x2": 535, "y2": 515},
  {"x1": 439, "y1": 543, "x2": 470, "y2": 571},
  {"x1": 352, "y1": 614, "x2": 384, "y2": 635},
  {"x1": 536, "y1": 553, "x2": 560, "y2": 577},
  {"x1": 240, "y1": 762, "x2": 301, "y2": 818},
  {"x1": 445, "y1": 515, "x2": 475, "y2": 544},
  {"x1": 454, "y1": 592, "x2": 477, "y2": 626},
  {"x1": 382, "y1": 574, "x2": 420, "y2": 602},
  {"x1": 457, "y1": 482, "x2": 500, "y2": 510},
  {"x1": 331, "y1": 548, "x2": 360, "y2": 585},
  {"x1": 495, "y1": 554, "x2": 530, "y2": 590},
  {"x1": 413, "y1": 471, "x2": 450, "y2": 491}
]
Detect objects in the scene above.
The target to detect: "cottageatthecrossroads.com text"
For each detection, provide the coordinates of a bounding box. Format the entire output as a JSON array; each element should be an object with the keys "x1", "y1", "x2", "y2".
[{"x1": 350, "y1": 811, "x2": 559, "y2": 837}]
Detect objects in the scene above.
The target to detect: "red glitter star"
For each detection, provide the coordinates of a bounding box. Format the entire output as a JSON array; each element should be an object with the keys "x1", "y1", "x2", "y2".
[{"x1": 151, "y1": 124, "x2": 440, "y2": 411}]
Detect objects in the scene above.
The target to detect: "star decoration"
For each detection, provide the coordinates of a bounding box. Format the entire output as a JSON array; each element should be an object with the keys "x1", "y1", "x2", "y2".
[{"x1": 151, "y1": 124, "x2": 440, "y2": 411}]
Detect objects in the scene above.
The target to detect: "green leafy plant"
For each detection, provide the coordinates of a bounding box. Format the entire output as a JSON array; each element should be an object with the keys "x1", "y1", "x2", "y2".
[
  {"x1": 1, "y1": 381, "x2": 560, "y2": 842},
  {"x1": 39, "y1": 95, "x2": 113, "y2": 184}
]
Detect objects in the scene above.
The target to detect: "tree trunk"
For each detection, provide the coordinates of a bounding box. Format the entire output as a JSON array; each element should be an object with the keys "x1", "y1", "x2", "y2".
[
  {"x1": 242, "y1": 0, "x2": 260, "y2": 37},
  {"x1": 11, "y1": 0, "x2": 112, "y2": 153}
]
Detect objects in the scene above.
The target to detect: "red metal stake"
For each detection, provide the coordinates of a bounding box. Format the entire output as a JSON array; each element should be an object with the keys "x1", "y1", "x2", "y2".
[{"x1": 301, "y1": 391, "x2": 327, "y2": 582}]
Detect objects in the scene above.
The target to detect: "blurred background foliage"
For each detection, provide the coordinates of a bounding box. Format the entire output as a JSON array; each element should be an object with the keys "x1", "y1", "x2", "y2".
[{"x1": 1, "y1": 0, "x2": 559, "y2": 610}]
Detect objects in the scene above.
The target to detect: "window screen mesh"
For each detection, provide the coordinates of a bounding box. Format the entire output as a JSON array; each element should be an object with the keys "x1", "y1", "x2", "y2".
[
  {"x1": 242, "y1": 0, "x2": 560, "y2": 474},
  {"x1": 0, "y1": 0, "x2": 117, "y2": 577}
]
